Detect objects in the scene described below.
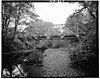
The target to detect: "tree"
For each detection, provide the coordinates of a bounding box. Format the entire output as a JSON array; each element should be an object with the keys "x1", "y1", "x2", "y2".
[
  {"x1": 2, "y1": 2, "x2": 39, "y2": 42},
  {"x1": 25, "y1": 19, "x2": 53, "y2": 38},
  {"x1": 2, "y1": 2, "x2": 39, "y2": 77},
  {"x1": 64, "y1": 1, "x2": 97, "y2": 37},
  {"x1": 79, "y1": 1, "x2": 97, "y2": 19},
  {"x1": 68, "y1": 1, "x2": 98, "y2": 77},
  {"x1": 46, "y1": 26, "x2": 62, "y2": 37}
]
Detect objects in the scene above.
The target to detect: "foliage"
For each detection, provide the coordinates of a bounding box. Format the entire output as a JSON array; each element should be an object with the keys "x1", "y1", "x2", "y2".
[
  {"x1": 68, "y1": 1, "x2": 98, "y2": 77},
  {"x1": 2, "y1": 2, "x2": 38, "y2": 49},
  {"x1": 25, "y1": 19, "x2": 53, "y2": 37},
  {"x1": 46, "y1": 26, "x2": 62, "y2": 37},
  {"x1": 2, "y1": 2, "x2": 39, "y2": 41},
  {"x1": 25, "y1": 19, "x2": 63, "y2": 38},
  {"x1": 2, "y1": 1, "x2": 98, "y2": 77},
  {"x1": 79, "y1": 1, "x2": 97, "y2": 19},
  {"x1": 64, "y1": 1, "x2": 98, "y2": 37},
  {"x1": 2, "y1": 2, "x2": 39, "y2": 77}
]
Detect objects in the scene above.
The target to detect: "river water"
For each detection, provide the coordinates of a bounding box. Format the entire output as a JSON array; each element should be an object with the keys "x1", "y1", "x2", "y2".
[
  {"x1": 3, "y1": 48, "x2": 85, "y2": 77},
  {"x1": 22, "y1": 48, "x2": 85, "y2": 77}
]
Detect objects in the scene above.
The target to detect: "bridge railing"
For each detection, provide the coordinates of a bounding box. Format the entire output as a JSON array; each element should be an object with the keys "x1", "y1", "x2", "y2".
[{"x1": 37, "y1": 23, "x2": 89, "y2": 39}]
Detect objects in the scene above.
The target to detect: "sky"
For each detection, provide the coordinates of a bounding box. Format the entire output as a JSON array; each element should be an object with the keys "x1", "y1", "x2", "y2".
[{"x1": 34, "y1": 3, "x2": 82, "y2": 25}]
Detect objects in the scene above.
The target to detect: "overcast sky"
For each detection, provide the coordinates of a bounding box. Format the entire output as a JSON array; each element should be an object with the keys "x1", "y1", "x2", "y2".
[{"x1": 34, "y1": 2, "x2": 82, "y2": 24}]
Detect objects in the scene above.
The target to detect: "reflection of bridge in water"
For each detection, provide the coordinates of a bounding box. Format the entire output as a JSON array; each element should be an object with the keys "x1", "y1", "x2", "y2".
[{"x1": 38, "y1": 23, "x2": 89, "y2": 40}]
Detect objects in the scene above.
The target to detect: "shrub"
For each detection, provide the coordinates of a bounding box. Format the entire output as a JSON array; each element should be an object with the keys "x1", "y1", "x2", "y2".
[{"x1": 69, "y1": 32, "x2": 98, "y2": 77}]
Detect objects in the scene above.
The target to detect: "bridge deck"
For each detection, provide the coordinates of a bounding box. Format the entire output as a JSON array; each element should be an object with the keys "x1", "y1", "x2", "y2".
[{"x1": 38, "y1": 36, "x2": 78, "y2": 40}]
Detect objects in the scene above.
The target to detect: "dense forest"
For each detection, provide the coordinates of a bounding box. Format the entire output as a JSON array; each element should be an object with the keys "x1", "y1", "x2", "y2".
[{"x1": 2, "y1": 1, "x2": 98, "y2": 77}]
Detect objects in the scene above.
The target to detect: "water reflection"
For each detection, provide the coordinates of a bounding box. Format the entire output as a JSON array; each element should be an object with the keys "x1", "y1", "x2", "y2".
[
  {"x1": 2, "y1": 64, "x2": 27, "y2": 77},
  {"x1": 23, "y1": 64, "x2": 43, "y2": 77},
  {"x1": 2, "y1": 62, "x2": 43, "y2": 77}
]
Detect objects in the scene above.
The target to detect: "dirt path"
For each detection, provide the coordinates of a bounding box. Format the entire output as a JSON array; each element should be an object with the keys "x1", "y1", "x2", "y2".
[{"x1": 42, "y1": 48, "x2": 85, "y2": 77}]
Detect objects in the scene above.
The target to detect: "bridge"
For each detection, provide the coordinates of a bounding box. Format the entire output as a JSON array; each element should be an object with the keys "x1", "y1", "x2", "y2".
[
  {"x1": 38, "y1": 22, "x2": 89, "y2": 40},
  {"x1": 61, "y1": 23, "x2": 89, "y2": 38}
]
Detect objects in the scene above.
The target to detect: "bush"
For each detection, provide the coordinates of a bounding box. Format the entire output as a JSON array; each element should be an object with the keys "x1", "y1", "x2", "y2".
[{"x1": 69, "y1": 32, "x2": 98, "y2": 77}]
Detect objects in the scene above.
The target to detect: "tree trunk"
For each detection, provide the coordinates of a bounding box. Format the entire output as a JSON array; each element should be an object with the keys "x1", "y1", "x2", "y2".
[
  {"x1": 5, "y1": 18, "x2": 10, "y2": 37},
  {"x1": 11, "y1": 5, "x2": 21, "y2": 42},
  {"x1": 83, "y1": 2, "x2": 96, "y2": 19}
]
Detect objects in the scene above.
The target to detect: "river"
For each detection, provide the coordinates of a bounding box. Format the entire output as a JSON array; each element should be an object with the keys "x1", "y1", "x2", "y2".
[
  {"x1": 3, "y1": 48, "x2": 85, "y2": 77},
  {"x1": 22, "y1": 48, "x2": 85, "y2": 77}
]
